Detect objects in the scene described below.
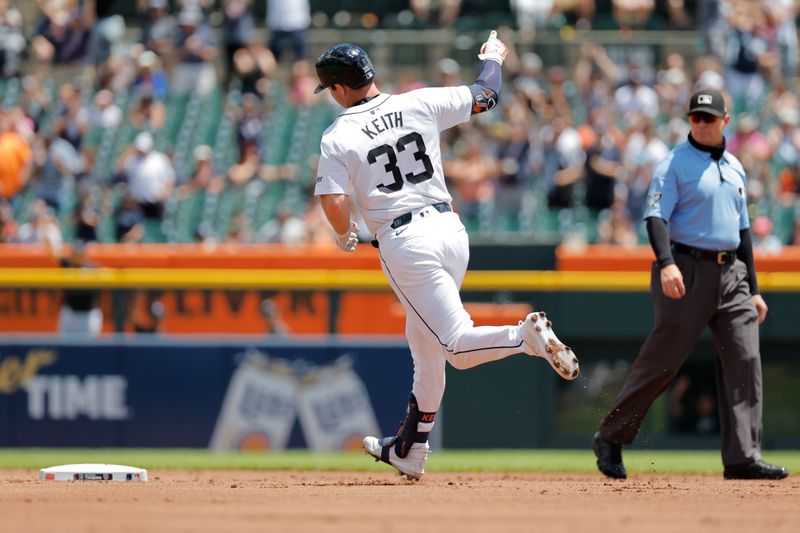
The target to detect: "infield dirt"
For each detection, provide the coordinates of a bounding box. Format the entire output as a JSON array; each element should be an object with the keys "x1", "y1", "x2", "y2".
[{"x1": 0, "y1": 470, "x2": 797, "y2": 533}]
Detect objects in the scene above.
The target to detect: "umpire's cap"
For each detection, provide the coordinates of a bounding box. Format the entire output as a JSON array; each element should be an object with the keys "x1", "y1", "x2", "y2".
[
  {"x1": 314, "y1": 43, "x2": 375, "y2": 94},
  {"x1": 687, "y1": 88, "x2": 727, "y2": 117}
]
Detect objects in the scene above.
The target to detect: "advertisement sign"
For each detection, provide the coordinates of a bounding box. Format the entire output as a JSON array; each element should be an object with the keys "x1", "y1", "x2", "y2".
[{"x1": 0, "y1": 338, "x2": 412, "y2": 448}]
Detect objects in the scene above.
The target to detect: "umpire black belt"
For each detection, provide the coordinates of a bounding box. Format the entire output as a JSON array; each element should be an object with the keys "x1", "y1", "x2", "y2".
[
  {"x1": 390, "y1": 202, "x2": 452, "y2": 229},
  {"x1": 672, "y1": 242, "x2": 736, "y2": 265}
]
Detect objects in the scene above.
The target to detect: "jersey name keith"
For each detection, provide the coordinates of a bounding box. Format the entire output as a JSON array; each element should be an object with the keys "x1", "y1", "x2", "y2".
[{"x1": 361, "y1": 111, "x2": 404, "y2": 140}]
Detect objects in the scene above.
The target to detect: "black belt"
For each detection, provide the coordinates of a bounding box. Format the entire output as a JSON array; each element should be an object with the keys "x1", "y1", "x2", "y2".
[
  {"x1": 390, "y1": 202, "x2": 451, "y2": 229},
  {"x1": 672, "y1": 242, "x2": 736, "y2": 265}
]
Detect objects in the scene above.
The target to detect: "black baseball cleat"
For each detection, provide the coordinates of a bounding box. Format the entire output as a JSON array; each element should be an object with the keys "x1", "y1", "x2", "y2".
[
  {"x1": 592, "y1": 432, "x2": 627, "y2": 479},
  {"x1": 723, "y1": 460, "x2": 789, "y2": 480}
]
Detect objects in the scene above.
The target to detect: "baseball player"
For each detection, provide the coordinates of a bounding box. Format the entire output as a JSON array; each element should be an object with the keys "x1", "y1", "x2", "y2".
[{"x1": 313, "y1": 32, "x2": 579, "y2": 481}]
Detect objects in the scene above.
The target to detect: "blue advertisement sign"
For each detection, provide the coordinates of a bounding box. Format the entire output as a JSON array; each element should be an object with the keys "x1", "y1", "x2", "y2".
[{"x1": 0, "y1": 337, "x2": 413, "y2": 449}]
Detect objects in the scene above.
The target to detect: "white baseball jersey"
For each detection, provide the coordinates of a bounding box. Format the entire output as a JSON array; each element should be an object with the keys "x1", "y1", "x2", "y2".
[
  {"x1": 314, "y1": 84, "x2": 536, "y2": 417},
  {"x1": 314, "y1": 87, "x2": 472, "y2": 234}
]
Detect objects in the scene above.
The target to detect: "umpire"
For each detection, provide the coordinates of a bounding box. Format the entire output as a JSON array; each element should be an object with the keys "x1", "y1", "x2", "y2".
[{"x1": 592, "y1": 89, "x2": 789, "y2": 480}]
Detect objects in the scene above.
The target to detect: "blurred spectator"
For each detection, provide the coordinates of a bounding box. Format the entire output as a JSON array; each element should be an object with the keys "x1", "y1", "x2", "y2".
[
  {"x1": 614, "y1": 63, "x2": 659, "y2": 119},
  {"x1": 31, "y1": 0, "x2": 92, "y2": 65},
  {"x1": 777, "y1": 162, "x2": 800, "y2": 204},
  {"x1": 540, "y1": 65, "x2": 578, "y2": 124},
  {"x1": 302, "y1": 195, "x2": 336, "y2": 247},
  {"x1": 767, "y1": 107, "x2": 800, "y2": 171},
  {"x1": 583, "y1": 109, "x2": 623, "y2": 212},
  {"x1": 612, "y1": 0, "x2": 655, "y2": 31},
  {"x1": 36, "y1": 136, "x2": 85, "y2": 214},
  {"x1": 132, "y1": 49, "x2": 169, "y2": 101},
  {"x1": 654, "y1": 53, "x2": 691, "y2": 117},
  {"x1": 171, "y1": 8, "x2": 218, "y2": 96},
  {"x1": 510, "y1": 0, "x2": 556, "y2": 43},
  {"x1": 56, "y1": 240, "x2": 103, "y2": 336},
  {"x1": 510, "y1": 0, "x2": 595, "y2": 37},
  {"x1": 752, "y1": 215, "x2": 783, "y2": 253},
  {"x1": 223, "y1": 0, "x2": 256, "y2": 85},
  {"x1": 0, "y1": 107, "x2": 33, "y2": 204},
  {"x1": 235, "y1": 93, "x2": 265, "y2": 156},
  {"x1": 513, "y1": 52, "x2": 546, "y2": 109},
  {"x1": 51, "y1": 82, "x2": 89, "y2": 151},
  {"x1": 86, "y1": 0, "x2": 126, "y2": 66},
  {"x1": 435, "y1": 57, "x2": 462, "y2": 87},
  {"x1": 114, "y1": 191, "x2": 145, "y2": 243},
  {"x1": 0, "y1": 0, "x2": 25, "y2": 77},
  {"x1": 257, "y1": 203, "x2": 308, "y2": 244},
  {"x1": 443, "y1": 133, "x2": 499, "y2": 228},
  {"x1": 140, "y1": 0, "x2": 175, "y2": 56},
  {"x1": 232, "y1": 38, "x2": 277, "y2": 98},
  {"x1": 225, "y1": 211, "x2": 254, "y2": 243},
  {"x1": 184, "y1": 144, "x2": 223, "y2": 193},
  {"x1": 0, "y1": 199, "x2": 18, "y2": 242},
  {"x1": 392, "y1": 67, "x2": 427, "y2": 94},
  {"x1": 228, "y1": 140, "x2": 261, "y2": 187},
  {"x1": 493, "y1": 105, "x2": 533, "y2": 224},
  {"x1": 766, "y1": 0, "x2": 798, "y2": 85},
  {"x1": 728, "y1": 114, "x2": 770, "y2": 160},
  {"x1": 20, "y1": 75, "x2": 54, "y2": 132},
  {"x1": 73, "y1": 189, "x2": 99, "y2": 243},
  {"x1": 596, "y1": 199, "x2": 638, "y2": 247},
  {"x1": 573, "y1": 42, "x2": 618, "y2": 111},
  {"x1": 288, "y1": 59, "x2": 318, "y2": 106},
  {"x1": 88, "y1": 89, "x2": 123, "y2": 130},
  {"x1": 541, "y1": 116, "x2": 585, "y2": 209},
  {"x1": 129, "y1": 93, "x2": 167, "y2": 133},
  {"x1": 119, "y1": 132, "x2": 176, "y2": 220},
  {"x1": 723, "y1": 1, "x2": 778, "y2": 110},
  {"x1": 266, "y1": 0, "x2": 310, "y2": 62},
  {"x1": 17, "y1": 199, "x2": 63, "y2": 252},
  {"x1": 411, "y1": 0, "x2": 462, "y2": 27}
]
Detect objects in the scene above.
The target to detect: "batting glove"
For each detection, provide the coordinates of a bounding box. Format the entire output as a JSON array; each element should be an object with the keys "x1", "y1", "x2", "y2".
[
  {"x1": 335, "y1": 221, "x2": 359, "y2": 252},
  {"x1": 477, "y1": 30, "x2": 508, "y2": 65}
]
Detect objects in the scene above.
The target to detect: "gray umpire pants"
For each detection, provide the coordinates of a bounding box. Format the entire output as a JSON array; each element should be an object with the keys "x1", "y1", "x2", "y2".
[{"x1": 598, "y1": 252, "x2": 763, "y2": 467}]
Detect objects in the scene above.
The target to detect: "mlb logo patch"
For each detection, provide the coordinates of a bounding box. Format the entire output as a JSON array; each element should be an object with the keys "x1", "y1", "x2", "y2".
[{"x1": 698, "y1": 94, "x2": 713, "y2": 104}]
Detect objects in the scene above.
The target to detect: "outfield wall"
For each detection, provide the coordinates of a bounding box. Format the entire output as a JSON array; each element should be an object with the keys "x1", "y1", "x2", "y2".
[
  {"x1": 0, "y1": 337, "x2": 414, "y2": 449},
  {"x1": 1, "y1": 335, "x2": 798, "y2": 450}
]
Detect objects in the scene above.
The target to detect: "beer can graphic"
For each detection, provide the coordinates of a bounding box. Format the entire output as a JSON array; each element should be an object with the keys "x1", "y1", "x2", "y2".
[
  {"x1": 209, "y1": 350, "x2": 297, "y2": 451},
  {"x1": 295, "y1": 355, "x2": 380, "y2": 452}
]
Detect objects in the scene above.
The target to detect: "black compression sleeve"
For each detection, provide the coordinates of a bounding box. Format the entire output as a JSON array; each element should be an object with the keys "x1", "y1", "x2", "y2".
[
  {"x1": 737, "y1": 228, "x2": 759, "y2": 295},
  {"x1": 646, "y1": 216, "x2": 675, "y2": 268}
]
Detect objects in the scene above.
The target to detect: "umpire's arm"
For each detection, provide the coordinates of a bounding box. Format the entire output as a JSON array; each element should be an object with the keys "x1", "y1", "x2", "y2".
[{"x1": 737, "y1": 228, "x2": 768, "y2": 323}]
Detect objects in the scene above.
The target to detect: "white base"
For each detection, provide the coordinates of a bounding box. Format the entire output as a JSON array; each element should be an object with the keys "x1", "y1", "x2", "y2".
[{"x1": 40, "y1": 464, "x2": 148, "y2": 481}]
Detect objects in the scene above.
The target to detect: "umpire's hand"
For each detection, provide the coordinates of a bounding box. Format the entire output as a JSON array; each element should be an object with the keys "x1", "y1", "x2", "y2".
[
  {"x1": 751, "y1": 294, "x2": 768, "y2": 324},
  {"x1": 660, "y1": 264, "x2": 685, "y2": 299}
]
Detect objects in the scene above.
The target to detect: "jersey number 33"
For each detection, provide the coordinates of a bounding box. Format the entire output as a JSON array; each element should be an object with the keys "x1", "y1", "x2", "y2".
[{"x1": 368, "y1": 131, "x2": 433, "y2": 192}]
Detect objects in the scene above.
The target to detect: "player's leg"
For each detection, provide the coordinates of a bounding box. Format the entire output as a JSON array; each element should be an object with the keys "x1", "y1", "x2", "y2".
[
  {"x1": 379, "y1": 213, "x2": 575, "y2": 374},
  {"x1": 362, "y1": 302, "x2": 446, "y2": 480}
]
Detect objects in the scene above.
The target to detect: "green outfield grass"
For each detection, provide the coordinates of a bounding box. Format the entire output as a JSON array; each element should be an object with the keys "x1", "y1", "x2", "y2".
[{"x1": 1, "y1": 449, "x2": 799, "y2": 475}]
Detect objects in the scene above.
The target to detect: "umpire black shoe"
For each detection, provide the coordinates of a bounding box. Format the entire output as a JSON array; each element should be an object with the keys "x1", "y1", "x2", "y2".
[
  {"x1": 592, "y1": 432, "x2": 627, "y2": 479},
  {"x1": 723, "y1": 460, "x2": 789, "y2": 480}
]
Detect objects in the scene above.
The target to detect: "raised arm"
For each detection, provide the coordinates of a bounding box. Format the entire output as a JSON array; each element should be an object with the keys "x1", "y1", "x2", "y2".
[{"x1": 468, "y1": 30, "x2": 508, "y2": 115}]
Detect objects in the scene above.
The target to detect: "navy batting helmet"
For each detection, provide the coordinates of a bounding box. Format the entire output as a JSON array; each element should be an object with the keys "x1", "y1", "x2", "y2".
[{"x1": 313, "y1": 43, "x2": 375, "y2": 94}]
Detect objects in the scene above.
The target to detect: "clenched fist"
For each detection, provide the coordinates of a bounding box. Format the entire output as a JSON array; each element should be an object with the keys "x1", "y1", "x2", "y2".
[{"x1": 478, "y1": 30, "x2": 509, "y2": 65}]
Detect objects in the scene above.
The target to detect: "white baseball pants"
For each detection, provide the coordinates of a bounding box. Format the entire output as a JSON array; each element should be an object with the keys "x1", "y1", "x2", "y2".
[{"x1": 375, "y1": 207, "x2": 529, "y2": 413}]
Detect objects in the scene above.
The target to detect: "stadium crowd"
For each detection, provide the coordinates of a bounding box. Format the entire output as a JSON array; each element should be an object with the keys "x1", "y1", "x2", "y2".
[{"x1": 0, "y1": 0, "x2": 799, "y2": 252}]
